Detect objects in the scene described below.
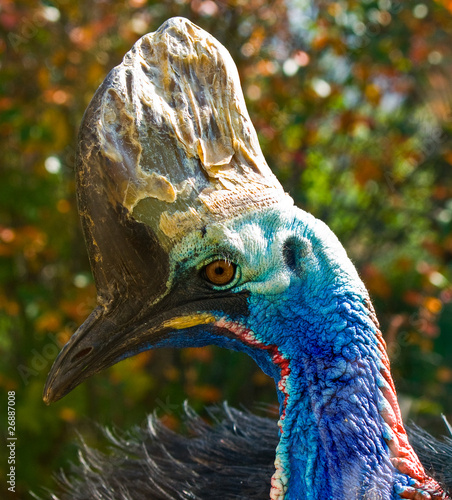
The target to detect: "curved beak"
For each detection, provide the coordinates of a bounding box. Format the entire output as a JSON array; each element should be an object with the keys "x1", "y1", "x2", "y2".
[
  {"x1": 43, "y1": 274, "x2": 248, "y2": 404},
  {"x1": 43, "y1": 301, "x2": 217, "y2": 404}
]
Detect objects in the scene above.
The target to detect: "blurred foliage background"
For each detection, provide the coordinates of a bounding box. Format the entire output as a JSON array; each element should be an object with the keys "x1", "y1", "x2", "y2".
[{"x1": 1, "y1": 0, "x2": 452, "y2": 497}]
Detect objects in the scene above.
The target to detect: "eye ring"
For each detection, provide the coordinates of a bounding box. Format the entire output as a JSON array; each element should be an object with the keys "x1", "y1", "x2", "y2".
[{"x1": 203, "y1": 259, "x2": 237, "y2": 286}]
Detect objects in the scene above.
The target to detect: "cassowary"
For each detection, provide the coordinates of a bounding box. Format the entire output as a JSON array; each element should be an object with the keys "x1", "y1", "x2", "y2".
[{"x1": 43, "y1": 17, "x2": 452, "y2": 500}]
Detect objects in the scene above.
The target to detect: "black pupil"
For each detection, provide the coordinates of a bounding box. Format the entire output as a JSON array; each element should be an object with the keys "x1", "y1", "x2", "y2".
[{"x1": 215, "y1": 266, "x2": 224, "y2": 275}]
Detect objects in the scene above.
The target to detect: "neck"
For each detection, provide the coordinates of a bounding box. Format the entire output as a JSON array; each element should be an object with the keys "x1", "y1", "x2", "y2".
[
  {"x1": 235, "y1": 292, "x2": 447, "y2": 500},
  {"x1": 270, "y1": 346, "x2": 419, "y2": 499}
]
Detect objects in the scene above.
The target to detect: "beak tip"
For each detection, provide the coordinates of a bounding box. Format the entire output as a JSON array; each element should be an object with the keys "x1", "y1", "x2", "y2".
[
  {"x1": 43, "y1": 382, "x2": 56, "y2": 405},
  {"x1": 43, "y1": 367, "x2": 65, "y2": 405}
]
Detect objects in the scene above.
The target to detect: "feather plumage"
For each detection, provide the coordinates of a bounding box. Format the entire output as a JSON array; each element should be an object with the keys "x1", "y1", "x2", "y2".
[
  {"x1": 39, "y1": 404, "x2": 277, "y2": 500},
  {"x1": 37, "y1": 405, "x2": 451, "y2": 500},
  {"x1": 408, "y1": 421, "x2": 452, "y2": 495}
]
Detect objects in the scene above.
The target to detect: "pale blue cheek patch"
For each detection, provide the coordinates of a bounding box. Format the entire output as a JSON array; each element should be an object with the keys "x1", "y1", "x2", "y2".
[{"x1": 245, "y1": 271, "x2": 292, "y2": 295}]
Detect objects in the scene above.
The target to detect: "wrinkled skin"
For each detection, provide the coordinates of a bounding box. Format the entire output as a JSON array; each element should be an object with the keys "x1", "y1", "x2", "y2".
[{"x1": 45, "y1": 205, "x2": 448, "y2": 500}]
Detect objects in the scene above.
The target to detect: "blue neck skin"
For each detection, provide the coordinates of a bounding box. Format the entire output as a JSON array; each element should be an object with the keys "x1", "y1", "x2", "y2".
[
  {"x1": 243, "y1": 286, "x2": 413, "y2": 499},
  {"x1": 208, "y1": 208, "x2": 420, "y2": 499},
  {"x1": 155, "y1": 206, "x2": 438, "y2": 499}
]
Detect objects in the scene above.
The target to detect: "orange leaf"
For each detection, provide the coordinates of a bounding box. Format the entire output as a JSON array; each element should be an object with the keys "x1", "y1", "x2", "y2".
[{"x1": 35, "y1": 311, "x2": 62, "y2": 333}]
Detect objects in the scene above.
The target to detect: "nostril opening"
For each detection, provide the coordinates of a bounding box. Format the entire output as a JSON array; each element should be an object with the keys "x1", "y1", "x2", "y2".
[{"x1": 71, "y1": 347, "x2": 93, "y2": 362}]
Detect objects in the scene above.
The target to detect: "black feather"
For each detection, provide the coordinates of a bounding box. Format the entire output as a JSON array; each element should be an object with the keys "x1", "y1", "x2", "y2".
[
  {"x1": 34, "y1": 405, "x2": 452, "y2": 500},
  {"x1": 35, "y1": 403, "x2": 278, "y2": 500},
  {"x1": 408, "y1": 418, "x2": 452, "y2": 496}
]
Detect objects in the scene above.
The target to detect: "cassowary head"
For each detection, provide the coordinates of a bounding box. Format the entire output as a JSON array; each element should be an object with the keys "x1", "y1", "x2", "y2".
[{"x1": 44, "y1": 18, "x2": 449, "y2": 500}]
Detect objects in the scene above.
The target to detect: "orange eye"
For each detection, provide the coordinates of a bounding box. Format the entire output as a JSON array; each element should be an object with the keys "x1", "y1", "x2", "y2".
[{"x1": 204, "y1": 260, "x2": 236, "y2": 286}]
